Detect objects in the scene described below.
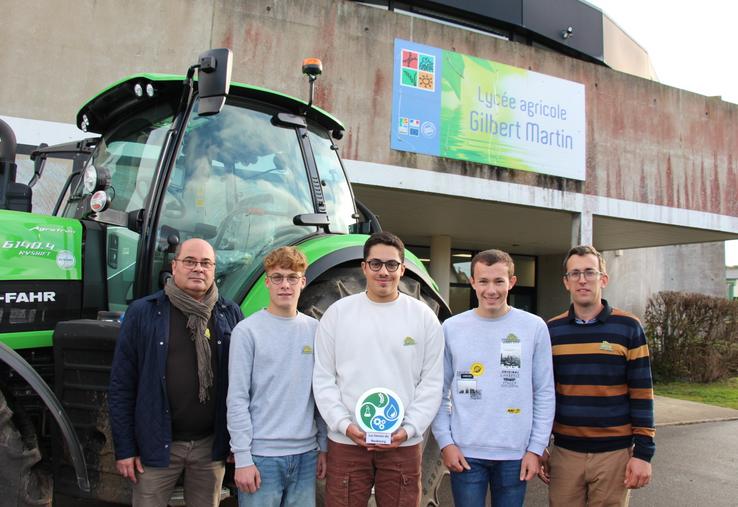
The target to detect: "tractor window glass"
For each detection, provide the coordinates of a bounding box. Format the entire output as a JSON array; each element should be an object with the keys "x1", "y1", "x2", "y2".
[
  {"x1": 307, "y1": 128, "x2": 356, "y2": 234},
  {"x1": 153, "y1": 99, "x2": 314, "y2": 301},
  {"x1": 63, "y1": 102, "x2": 174, "y2": 217}
]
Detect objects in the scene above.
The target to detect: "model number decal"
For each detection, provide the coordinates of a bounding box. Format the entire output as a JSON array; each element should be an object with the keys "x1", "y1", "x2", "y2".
[{"x1": 3, "y1": 241, "x2": 56, "y2": 250}]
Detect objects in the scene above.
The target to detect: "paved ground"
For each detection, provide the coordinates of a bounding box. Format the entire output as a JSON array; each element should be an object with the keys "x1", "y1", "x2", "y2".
[
  {"x1": 518, "y1": 420, "x2": 738, "y2": 507},
  {"x1": 57, "y1": 396, "x2": 738, "y2": 506}
]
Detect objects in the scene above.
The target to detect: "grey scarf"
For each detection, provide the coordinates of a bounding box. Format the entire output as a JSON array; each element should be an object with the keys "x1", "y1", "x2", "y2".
[{"x1": 164, "y1": 278, "x2": 219, "y2": 403}]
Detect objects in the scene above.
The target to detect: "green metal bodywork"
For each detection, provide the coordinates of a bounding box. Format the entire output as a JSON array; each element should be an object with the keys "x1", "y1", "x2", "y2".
[
  {"x1": 0, "y1": 212, "x2": 82, "y2": 281},
  {"x1": 1, "y1": 330, "x2": 54, "y2": 350}
]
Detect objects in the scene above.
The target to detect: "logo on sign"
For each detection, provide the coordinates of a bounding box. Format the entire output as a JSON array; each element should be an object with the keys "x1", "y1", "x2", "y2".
[
  {"x1": 400, "y1": 49, "x2": 436, "y2": 92},
  {"x1": 355, "y1": 388, "x2": 404, "y2": 434},
  {"x1": 421, "y1": 121, "x2": 436, "y2": 138}
]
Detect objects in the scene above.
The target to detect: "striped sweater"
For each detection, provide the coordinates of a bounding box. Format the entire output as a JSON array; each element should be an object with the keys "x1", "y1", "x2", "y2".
[{"x1": 547, "y1": 300, "x2": 655, "y2": 462}]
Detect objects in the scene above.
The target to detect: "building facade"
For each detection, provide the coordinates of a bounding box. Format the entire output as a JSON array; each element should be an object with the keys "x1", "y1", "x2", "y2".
[{"x1": 2, "y1": 0, "x2": 736, "y2": 318}]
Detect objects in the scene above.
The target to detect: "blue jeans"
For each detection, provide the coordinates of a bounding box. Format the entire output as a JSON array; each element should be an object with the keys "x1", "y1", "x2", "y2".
[
  {"x1": 450, "y1": 457, "x2": 527, "y2": 507},
  {"x1": 238, "y1": 450, "x2": 318, "y2": 507}
]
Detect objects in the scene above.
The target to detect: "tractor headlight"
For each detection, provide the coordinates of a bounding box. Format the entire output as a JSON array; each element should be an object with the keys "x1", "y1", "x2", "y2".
[
  {"x1": 83, "y1": 165, "x2": 98, "y2": 194},
  {"x1": 82, "y1": 164, "x2": 111, "y2": 194}
]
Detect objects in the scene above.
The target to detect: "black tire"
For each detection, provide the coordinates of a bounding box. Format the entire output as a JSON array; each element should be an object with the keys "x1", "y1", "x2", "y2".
[
  {"x1": 298, "y1": 264, "x2": 448, "y2": 506},
  {"x1": 300, "y1": 265, "x2": 441, "y2": 319},
  {"x1": 0, "y1": 388, "x2": 52, "y2": 507}
]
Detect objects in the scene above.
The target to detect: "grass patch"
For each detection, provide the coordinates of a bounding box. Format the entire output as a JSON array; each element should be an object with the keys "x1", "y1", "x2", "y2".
[{"x1": 655, "y1": 377, "x2": 738, "y2": 410}]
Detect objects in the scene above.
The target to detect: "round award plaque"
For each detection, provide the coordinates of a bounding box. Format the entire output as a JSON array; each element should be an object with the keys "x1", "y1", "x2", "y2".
[{"x1": 354, "y1": 387, "x2": 405, "y2": 434}]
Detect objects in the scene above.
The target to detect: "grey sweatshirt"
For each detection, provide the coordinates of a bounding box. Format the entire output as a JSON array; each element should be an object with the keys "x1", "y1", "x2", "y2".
[
  {"x1": 431, "y1": 308, "x2": 555, "y2": 460},
  {"x1": 227, "y1": 309, "x2": 326, "y2": 468}
]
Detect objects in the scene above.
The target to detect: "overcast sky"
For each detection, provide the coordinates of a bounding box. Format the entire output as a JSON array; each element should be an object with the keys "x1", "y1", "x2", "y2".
[{"x1": 587, "y1": 0, "x2": 738, "y2": 265}]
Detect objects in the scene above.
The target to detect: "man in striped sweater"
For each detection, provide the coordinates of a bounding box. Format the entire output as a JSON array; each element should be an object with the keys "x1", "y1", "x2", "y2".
[{"x1": 539, "y1": 245, "x2": 655, "y2": 507}]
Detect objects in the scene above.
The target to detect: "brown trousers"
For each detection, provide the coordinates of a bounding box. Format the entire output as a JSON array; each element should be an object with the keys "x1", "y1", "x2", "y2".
[
  {"x1": 548, "y1": 445, "x2": 631, "y2": 507},
  {"x1": 325, "y1": 440, "x2": 422, "y2": 507},
  {"x1": 132, "y1": 435, "x2": 225, "y2": 507}
]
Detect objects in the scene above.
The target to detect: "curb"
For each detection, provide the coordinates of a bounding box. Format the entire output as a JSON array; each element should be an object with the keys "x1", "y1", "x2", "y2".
[{"x1": 656, "y1": 416, "x2": 738, "y2": 428}]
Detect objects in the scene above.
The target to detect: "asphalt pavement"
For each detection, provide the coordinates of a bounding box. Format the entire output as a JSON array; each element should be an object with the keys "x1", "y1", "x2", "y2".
[
  {"x1": 439, "y1": 395, "x2": 738, "y2": 506},
  {"x1": 56, "y1": 396, "x2": 738, "y2": 506}
]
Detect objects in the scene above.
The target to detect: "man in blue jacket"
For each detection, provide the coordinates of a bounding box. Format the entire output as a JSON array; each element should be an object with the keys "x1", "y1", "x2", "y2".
[{"x1": 109, "y1": 238, "x2": 243, "y2": 507}]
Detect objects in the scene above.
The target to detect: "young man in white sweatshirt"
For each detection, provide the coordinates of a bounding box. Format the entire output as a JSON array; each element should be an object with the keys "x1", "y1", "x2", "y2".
[
  {"x1": 431, "y1": 249, "x2": 555, "y2": 507},
  {"x1": 313, "y1": 231, "x2": 444, "y2": 507},
  {"x1": 227, "y1": 246, "x2": 326, "y2": 507}
]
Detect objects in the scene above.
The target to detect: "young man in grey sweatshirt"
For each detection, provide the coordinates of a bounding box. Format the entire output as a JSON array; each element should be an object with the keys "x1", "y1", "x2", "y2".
[
  {"x1": 431, "y1": 249, "x2": 555, "y2": 507},
  {"x1": 227, "y1": 246, "x2": 326, "y2": 507}
]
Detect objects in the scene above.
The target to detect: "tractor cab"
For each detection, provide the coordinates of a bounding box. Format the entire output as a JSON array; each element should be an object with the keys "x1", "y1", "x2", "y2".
[{"x1": 59, "y1": 50, "x2": 359, "y2": 313}]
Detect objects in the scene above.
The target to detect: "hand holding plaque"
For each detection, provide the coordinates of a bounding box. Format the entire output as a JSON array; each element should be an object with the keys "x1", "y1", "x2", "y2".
[{"x1": 354, "y1": 388, "x2": 405, "y2": 445}]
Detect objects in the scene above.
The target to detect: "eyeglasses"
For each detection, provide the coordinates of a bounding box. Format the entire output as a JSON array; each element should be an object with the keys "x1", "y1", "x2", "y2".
[
  {"x1": 267, "y1": 274, "x2": 304, "y2": 285},
  {"x1": 365, "y1": 259, "x2": 402, "y2": 272},
  {"x1": 564, "y1": 269, "x2": 602, "y2": 281},
  {"x1": 175, "y1": 258, "x2": 215, "y2": 270}
]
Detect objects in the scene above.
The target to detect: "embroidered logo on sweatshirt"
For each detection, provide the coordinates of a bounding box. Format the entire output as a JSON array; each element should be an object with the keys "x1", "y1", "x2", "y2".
[
  {"x1": 599, "y1": 340, "x2": 613, "y2": 352},
  {"x1": 403, "y1": 336, "x2": 416, "y2": 346},
  {"x1": 302, "y1": 345, "x2": 313, "y2": 354},
  {"x1": 506, "y1": 408, "x2": 521, "y2": 414}
]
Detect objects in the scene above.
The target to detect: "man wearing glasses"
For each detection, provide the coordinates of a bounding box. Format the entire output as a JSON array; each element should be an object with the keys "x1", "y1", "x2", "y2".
[
  {"x1": 227, "y1": 246, "x2": 327, "y2": 507},
  {"x1": 109, "y1": 238, "x2": 244, "y2": 507},
  {"x1": 539, "y1": 245, "x2": 655, "y2": 507},
  {"x1": 313, "y1": 231, "x2": 444, "y2": 507}
]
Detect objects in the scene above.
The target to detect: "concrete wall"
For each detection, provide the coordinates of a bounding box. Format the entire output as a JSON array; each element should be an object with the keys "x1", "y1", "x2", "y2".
[
  {"x1": 603, "y1": 242, "x2": 726, "y2": 318},
  {"x1": 537, "y1": 253, "x2": 571, "y2": 320},
  {"x1": 538, "y1": 242, "x2": 727, "y2": 321},
  {"x1": 2, "y1": 0, "x2": 736, "y2": 217}
]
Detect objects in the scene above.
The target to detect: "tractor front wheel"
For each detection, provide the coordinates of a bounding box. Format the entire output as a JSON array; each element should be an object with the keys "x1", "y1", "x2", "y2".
[{"x1": 0, "y1": 388, "x2": 52, "y2": 507}]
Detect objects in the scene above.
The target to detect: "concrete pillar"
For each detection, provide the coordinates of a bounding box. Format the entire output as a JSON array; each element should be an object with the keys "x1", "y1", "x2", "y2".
[
  {"x1": 430, "y1": 235, "x2": 451, "y2": 302},
  {"x1": 571, "y1": 210, "x2": 593, "y2": 247}
]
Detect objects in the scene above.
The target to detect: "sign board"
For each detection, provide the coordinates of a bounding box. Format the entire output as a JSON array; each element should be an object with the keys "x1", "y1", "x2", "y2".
[{"x1": 391, "y1": 39, "x2": 586, "y2": 180}]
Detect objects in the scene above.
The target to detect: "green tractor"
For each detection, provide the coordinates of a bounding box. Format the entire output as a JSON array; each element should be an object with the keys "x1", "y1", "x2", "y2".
[{"x1": 0, "y1": 49, "x2": 450, "y2": 505}]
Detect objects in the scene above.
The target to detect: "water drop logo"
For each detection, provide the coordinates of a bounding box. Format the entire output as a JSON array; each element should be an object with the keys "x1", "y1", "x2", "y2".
[{"x1": 355, "y1": 388, "x2": 405, "y2": 434}]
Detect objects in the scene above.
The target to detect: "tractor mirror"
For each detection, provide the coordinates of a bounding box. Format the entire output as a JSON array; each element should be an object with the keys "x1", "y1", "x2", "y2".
[{"x1": 197, "y1": 48, "x2": 233, "y2": 116}]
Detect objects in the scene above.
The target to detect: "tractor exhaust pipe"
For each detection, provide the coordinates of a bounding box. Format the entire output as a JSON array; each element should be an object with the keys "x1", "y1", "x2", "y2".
[{"x1": 0, "y1": 118, "x2": 19, "y2": 210}]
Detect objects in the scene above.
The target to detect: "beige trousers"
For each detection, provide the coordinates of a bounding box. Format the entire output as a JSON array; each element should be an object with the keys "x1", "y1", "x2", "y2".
[
  {"x1": 132, "y1": 435, "x2": 225, "y2": 507},
  {"x1": 548, "y1": 445, "x2": 631, "y2": 507}
]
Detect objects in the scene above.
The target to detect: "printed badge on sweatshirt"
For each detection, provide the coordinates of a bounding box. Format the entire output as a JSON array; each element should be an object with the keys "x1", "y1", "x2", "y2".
[
  {"x1": 456, "y1": 370, "x2": 482, "y2": 400},
  {"x1": 500, "y1": 333, "x2": 521, "y2": 388}
]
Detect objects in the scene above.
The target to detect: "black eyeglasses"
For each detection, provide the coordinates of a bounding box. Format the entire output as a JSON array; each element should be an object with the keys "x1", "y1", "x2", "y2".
[
  {"x1": 365, "y1": 259, "x2": 402, "y2": 272},
  {"x1": 564, "y1": 269, "x2": 602, "y2": 281},
  {"x1": 267, "y1": 274, "x2": 304, "y2": 285},
  {"x1": 175, "y1": 258, "x2": 215, "y2": 270}
]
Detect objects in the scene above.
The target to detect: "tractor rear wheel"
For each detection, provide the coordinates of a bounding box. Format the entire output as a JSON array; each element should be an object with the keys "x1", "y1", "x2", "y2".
[{"x1": 298, "y1": 264, "x2": 448, "y2": 506}]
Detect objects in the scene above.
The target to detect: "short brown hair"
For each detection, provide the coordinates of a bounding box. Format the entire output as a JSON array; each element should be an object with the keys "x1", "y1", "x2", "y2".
[
  {"x1": 563, "y1": 245, "x2": 607, "y2": 274},
  {"x1": 264, "y1": 246, "x2": 308, "y2": 273},
  {"x1": 363, "y1": 231, "x2": 405, "y2": 262},
  {"x1": 471, "y1": 249, "x2": 515, "y2": 278}
]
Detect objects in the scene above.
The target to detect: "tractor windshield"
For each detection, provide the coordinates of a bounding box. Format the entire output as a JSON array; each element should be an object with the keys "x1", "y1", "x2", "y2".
[{"x1": 151, "y1": 97, "x2": 348, "y2": 300}]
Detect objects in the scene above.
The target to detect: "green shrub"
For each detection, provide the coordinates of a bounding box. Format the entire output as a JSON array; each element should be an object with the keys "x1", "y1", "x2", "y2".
[{"x1": 644, "y1": 291, "x2": 738, "y2": 382}]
